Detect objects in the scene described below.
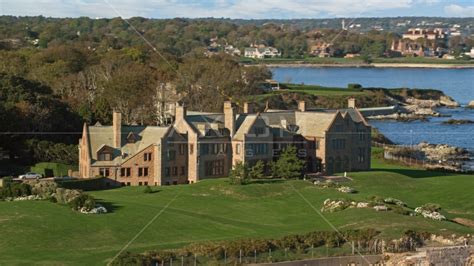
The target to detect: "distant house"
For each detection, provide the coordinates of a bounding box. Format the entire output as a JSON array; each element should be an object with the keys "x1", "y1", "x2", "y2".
[
  {"x1": 244, "y1": 47, "x2": 281, "y2": 59},
  {"x1": 310, "y1": 43, "x2": 332, "y2": 58},
  {"x1": 391, "y1": 40, "x2": 425, "y2": 57},
  {"x1": 263, "y1": 79, "x2": 281, "y2": 91},
  {"x1": 465, "y1": 48, "x2": 474, "y2": 59},
  {"x1": 344, "y1": 53, "x2": 360, "y2": 59},
  {"x1": 224, "y1": 45, "x2": 241, "y2": 56},
  {"x1": 402, "y1": 28, "x2": 446, "y2": 41}
]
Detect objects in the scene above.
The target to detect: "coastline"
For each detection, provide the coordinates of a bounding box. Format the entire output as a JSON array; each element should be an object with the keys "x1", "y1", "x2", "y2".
[{"x1": 259, "y1": 63, "x2": 474, "y2": 69}]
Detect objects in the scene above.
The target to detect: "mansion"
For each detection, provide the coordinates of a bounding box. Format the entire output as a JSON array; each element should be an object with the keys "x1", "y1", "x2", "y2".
[{"x1": 78, "y1": 100, "x2": 371, "y2": 186}]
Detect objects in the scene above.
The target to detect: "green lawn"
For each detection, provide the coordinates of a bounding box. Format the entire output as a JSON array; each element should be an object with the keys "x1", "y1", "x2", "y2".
[{"x1": 0, "y1": 154, "x2": 473, "y2": 265}]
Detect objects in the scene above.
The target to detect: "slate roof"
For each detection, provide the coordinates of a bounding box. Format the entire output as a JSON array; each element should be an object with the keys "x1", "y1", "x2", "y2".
[{"x1": 88, "y1": 125, "x2": 169, "y2": 166}]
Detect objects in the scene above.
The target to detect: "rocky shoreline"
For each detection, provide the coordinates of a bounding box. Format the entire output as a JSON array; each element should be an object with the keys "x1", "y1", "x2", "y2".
[
  {"x1": 368, "y1": 95, "x2": 460, "y2": 121},
  {"x1": 263, "y1": 63, "x2": 474, "y2": 69},
  {"x1": 383, "y1": 142, "x2": 473, "y2": 173}
]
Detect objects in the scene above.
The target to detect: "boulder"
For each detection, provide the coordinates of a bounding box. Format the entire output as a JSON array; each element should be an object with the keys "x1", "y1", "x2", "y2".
[
  {"x1": 439, "y1": 96, "x2": 460, "y2": 107},
  {"x1": 468, "y1": 101, "x2": 474, "y2": 109}
]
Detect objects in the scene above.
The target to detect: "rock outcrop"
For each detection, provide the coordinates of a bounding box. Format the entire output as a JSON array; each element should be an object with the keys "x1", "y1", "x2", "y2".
[{"x1": 468, "y1": 100, "x2": 474, "y2": 109}]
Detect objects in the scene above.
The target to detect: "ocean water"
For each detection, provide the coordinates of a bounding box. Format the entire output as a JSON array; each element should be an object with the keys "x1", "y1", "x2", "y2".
[{"x1": 271, "y1": 67, "x2": 474, "y2": 150}]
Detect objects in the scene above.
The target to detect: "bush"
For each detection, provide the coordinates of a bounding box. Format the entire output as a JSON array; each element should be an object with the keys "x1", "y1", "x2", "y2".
[
  {"x1": 0, "y1": 182, "x2": 32, "y2": 199},
  {"x1": 229, "y1": 162, "x2": 250, "y2": 185},
  {"x1": 271, "y1": 146, "x2": 305, "y2": 179},
  {"x1": 54, "y1": 188, "x2": 82, "y2": 204},
  {"x1": 248, "y1": 160, "x2": 265, "y2": 179},
  {"x1": 143, "y1": 186, "x2": 153, "y2": 194},
  {"x1": 69, "y1": 193, "x2": 96, "y2": 211},
  {"x1": 25, "y1": 180, "x2": 57, "y2": 199}
]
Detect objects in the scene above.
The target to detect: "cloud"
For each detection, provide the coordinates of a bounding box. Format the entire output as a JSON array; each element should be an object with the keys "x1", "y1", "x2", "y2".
[
  {"x1": 0, "y1": 0, "x2": 466, "y2": 18},
  {"x1": 444, "y1": 4, "x2": 474, "y2": 17}
]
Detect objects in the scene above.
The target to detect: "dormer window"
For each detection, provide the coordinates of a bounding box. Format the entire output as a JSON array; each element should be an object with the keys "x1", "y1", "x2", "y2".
[
  {"x1": 98, "y1": 152, "x2": 112, "y2": 161},
  {"x1": 127, "y1": 132, "x2": 137, "y2": 144},
  {"x1": 97, "y1": 145, "x2": 114, "y2": 161}
]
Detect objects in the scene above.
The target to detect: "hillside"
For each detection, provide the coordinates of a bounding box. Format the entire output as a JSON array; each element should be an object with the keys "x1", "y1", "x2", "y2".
[{"x1": 0, "y1": 151, "x2": 472, "y2": 264}]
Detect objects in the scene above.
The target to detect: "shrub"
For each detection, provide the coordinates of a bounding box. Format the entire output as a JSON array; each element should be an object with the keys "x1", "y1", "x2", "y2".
[
  {"x1": 25, "y1": 180, "x2": 57, "y2": 199},
  {"x1": 69, "y1": 193, "x2": 96, "y2": 211},
  {"x1": 143, "y1": 186, "x2": 153, "y2": 194},
  {"x1": 54, "y1": 188, "x2": 82, "y2": 204},
  {"x1": 271, "y1": 146, "x2": 305, "y2": 179},
  {"x1": 0, "y1": 182, "x2": 32, "y2": 199},
  {"x1": 248, "y1": 160, "x2": 265, "y2": 179},
  {"x1": 229, "y1": 162, "x2": 250, "y2": 185}
]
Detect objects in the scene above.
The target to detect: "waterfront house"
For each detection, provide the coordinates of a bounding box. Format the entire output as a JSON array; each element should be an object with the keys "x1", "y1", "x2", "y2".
[
  {"x1": 78, "y1": 99, "x2": 371, "y2": 186},
  {"x1": 244, "y1": 47, "x2": 281, "y2": 59}
]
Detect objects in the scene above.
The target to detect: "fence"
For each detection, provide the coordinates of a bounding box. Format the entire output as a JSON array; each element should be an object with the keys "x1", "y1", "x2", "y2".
[{"x1": 132, "y1": 240, "x2": 397, "y2": 266}]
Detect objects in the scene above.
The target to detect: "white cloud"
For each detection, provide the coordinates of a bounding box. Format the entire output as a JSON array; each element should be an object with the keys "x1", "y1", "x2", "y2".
[{"x1": 444, "y1": 4, "x2": 474, "y2": 17}]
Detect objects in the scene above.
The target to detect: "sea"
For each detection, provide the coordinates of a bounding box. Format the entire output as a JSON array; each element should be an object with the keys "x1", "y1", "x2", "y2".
[{"x1": 271, "y1": 67, "x2": 474, "y2": 151}]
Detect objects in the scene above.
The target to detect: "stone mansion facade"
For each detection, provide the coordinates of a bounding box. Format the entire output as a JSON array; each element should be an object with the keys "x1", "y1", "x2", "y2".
[{"x1": 78, "y1": 99, "x2": 371, "y2": 186}]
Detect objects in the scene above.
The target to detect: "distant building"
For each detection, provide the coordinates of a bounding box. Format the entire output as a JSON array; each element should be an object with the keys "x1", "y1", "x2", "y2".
[
  {"x1": 309, "y1": 43, "x2": 332, "y2": 58},
  {"x1": 244, "y1": 46, "x2": 281, "y2": 59},
  {"x1": 465, "y1": 48, "x2": 474, "y2": 59},
  {"x1": 402, "y1": 28, "x2": 446, "y2": 41},
  {"x1": 263, "y1": 79, "x2": 280, "y2": 91},
  {"x1": 391, "y1": 40, "x2": 425, "y2": 57},
  {"x1": 224, "y1": 45, "x2": 241, "y2": 56},
  {"x1": 344, "y1": 53, "x2": 360, "y2": 59}
]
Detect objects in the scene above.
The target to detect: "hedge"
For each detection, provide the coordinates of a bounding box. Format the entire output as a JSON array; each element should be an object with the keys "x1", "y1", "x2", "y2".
[
  {"x1": 30, "y1": 162, "x2": 77, "y2": 177},
  {"x1": 56, "y1": 177, "x2": 113, "y2": 191}
]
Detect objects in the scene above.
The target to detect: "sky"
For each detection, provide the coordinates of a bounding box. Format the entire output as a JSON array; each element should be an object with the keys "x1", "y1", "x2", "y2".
[{"x1": 1, "y1": 0, "x2": 474, "y2": 19}]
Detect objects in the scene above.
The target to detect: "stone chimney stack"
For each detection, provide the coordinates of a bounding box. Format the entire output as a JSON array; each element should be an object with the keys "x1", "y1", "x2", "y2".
[
  {"x1": 175, "y1": 102, "x2": 187, "y2": 122},
  {"x1": 298, "y1": 101, "x2": 306, "y2": 112},
  {"x1": 243, "y1": 102, "x2": 255, "y2": 113},
  {"x1": 348, "y1": 98, "x2": 356, "y2": 109},
  {"x1": 113, "y1": 111, "x2": 122, "y2": 148},
  {"x1": 224, "y1": 101, "x2": 235, "y2": 137}
]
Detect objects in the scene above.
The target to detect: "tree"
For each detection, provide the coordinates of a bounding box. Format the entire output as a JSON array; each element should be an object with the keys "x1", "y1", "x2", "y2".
[
  {"x1": 248, "y1": 160, "x2": 265, "y2": 179},
  {"x1": 229, "y1": 162, "x2": 250, "y2": 185},
  {"x1": 271, "y1": 146, "x2": 305, "y2": 179}
]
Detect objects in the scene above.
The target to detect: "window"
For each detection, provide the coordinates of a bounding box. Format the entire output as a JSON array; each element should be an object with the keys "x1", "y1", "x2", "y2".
[
  {"x1": 358, "y1": 130, "x2": 367, "y2": 141},
  {"x1": 201, "y1": 144, "x2": 209, "y2": 155},
  {"x1": 205, "y1": 160, "x2": 225, "y2": 176},
  {"x1": 120, "y1": 167, "x2": 131, "y2": 177},
  {"x1": 167, "y1": 150, "x2": 176, "y2": 161},
  {"x1": 173, "y1": 181, "x2": 178, "y2": 185},
  {"x1": 165, "y1": 167, "x2": 170, "y2": 177},
  {"x1": 138, "y1": 167, "x2": 149, "y2": 177},
  {"x1": 99, "y1": 168, "x2": 110, "y2": 177},
  {"x1": 138, "y1": 182, "x2": 142, "y2": 186},
  {"x1": 98, "y1": 153, "x2": 112, "y2": 161},
  {"x1": 190, "y1": 144, "x2": 194, "y2": 155},
  {"x1": 236, "y1": 143, "x2": 241, "y2": 155},
  {"x1": 126, "y1": 182, "x2": 131, "y2": 186},
  {"x1": 180, "y1": 166, "x2": 186, "y2": 176},
  {"x1": 334, "y1": 124, "x2": 344, "y2": 132},
  {"x1": 254, "y1": 127, "x2": 265, "y2": 135},
  {"x1": 144, "y1": 153, "x2": 152, "y2": 162},
  {"x1": 144, "y1": 182, "x2": 148, "y2": 186},
  {"x1": 358, "y1": 148, "x2": 366, "y2": 163},
  {"x1": 331, "y1": 139, "x2": 346, "y2": 150},
  {"x1": 248, "y1": 143, "x2": 268, "y2": 155},
  {"x1": 172, "y1": 167, "x2": 178, "y2": 176},
  {"x1": 179, "y1": 144, "x2": 186, "y2": 155}
]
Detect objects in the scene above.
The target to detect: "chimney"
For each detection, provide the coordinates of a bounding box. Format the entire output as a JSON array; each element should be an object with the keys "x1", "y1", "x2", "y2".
[
  {"x1": 243, "y1": 102, "x2": 254, "y2": 113},
  {"x1": 298, "y1": 101, "x2": 306, "y2": 112},
  {"x1": 113, "y1": 111, "x2": 122, "y2": 148},
  {"x1": 348, "y1": 98, "x2": 356, "y2": 109},
  {"x1": 224, "y1": 101, "x2": 235, "y2": 136},
  {"x1": 175, "y1": 102, "x2": 187, "y2": 122}
]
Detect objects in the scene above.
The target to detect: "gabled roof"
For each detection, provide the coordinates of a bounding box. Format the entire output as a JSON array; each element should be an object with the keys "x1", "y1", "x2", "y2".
[
  {"x1": 87, "y1": 125, "x2": 169, "y2": 166},
  {"x1": 233, "y1": 114, "x2": 259, "y2": 141},
  {"x1": 295, "y1": 111, "x2": 339, "y2": 137}
]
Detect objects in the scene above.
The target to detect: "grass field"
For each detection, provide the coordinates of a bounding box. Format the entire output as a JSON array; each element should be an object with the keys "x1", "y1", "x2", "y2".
[{"x1": 0, "y1": 153, "x2": 473, "y2": 265}]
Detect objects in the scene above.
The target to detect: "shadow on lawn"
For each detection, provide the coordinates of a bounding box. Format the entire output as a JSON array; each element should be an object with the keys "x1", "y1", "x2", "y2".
[
  {"x1": 94, "y1": 199, "x2": 122, "y2": 213},
  {"x1": 371, "y1": 168, "x2": 458, "y2": 178},
  {"x1": 249, "y1": 179, "x2": 285, "y2": 185}
]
